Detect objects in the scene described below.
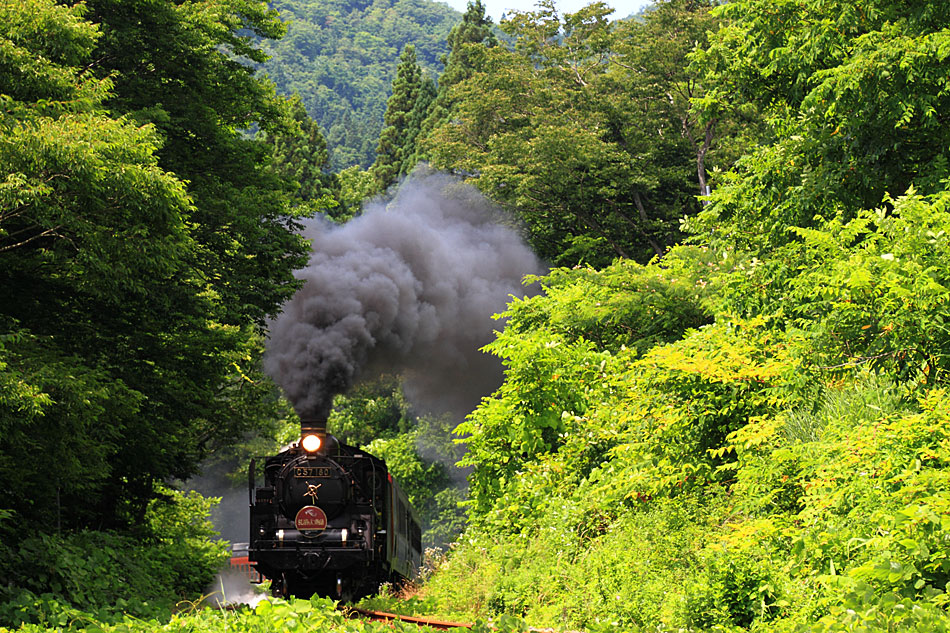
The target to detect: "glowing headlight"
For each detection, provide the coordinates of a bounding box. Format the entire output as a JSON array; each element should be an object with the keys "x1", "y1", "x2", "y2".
[{"x1": 302, "y1": 433, "x2": 322, "y2": 452}]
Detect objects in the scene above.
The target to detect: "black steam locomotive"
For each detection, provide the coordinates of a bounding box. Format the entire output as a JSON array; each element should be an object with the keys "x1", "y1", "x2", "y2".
[{"x1": 248, "y1": 419, "x2": 422, "y2": 600}]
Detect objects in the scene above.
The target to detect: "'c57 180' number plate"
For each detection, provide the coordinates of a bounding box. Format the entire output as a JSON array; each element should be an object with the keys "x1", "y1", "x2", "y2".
[{"x1": 294, "y1": 467, "x2": 331, "y2": 478}]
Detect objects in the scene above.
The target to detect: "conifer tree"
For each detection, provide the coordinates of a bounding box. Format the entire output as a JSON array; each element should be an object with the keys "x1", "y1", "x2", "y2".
[
  {"x1": 413, "y1": 0, "x2": 497, "y2": 164},
  {"x1": 373, "y1": 44, "x2": 426, "y2": 189},
  {"x1": 400, "y1": 75, "x2": 436, "y2": 177},
  {"x1": 263, "y1": 97, "x2": 342, "y2": 219},
  {"x1": 270, "y1": 98, "x2": 331, "y2": 201},
  {"x1": 441, "y1": 0, "x2": 497, "y2": 89}
]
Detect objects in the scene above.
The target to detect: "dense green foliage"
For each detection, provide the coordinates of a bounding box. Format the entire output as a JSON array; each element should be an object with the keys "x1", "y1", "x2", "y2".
[
  {"x1": 0, "y1": 487, "x2": 226, "y2": 627},
  {"x1": 262, "y1": 0, "x2": 730, "y2": 263},
  {"x1": 422, "y1": 193, "x2": 950, "y2": 630},
  {"x1": 327, "y1": 381, "x2": 468, "y2": 549},
  {"x1": 0, "y1": 595, "x2": 530, "y2": 633},
  {"x1": 263, "y1": 0, "x2": 459, "y2": 170},
  {"x1": 423, "y1": 0, "x2": 747, "y2": 266},
  {"x1": 86, "y1": 0, "x2": 309, "y2": 326},
  {"x1": 371, "y1": 44, "x2": 435, "y2": 189},
  {"x1": 260, "y1": 96, "x2": 346, "y2": 220},
  {"x1": 0, "y1": 0, "x2": 307, "y2": 616},
  {"x1": 411, "y1": 0, "x2": 950, "y2": 630},
  {"x1": 6, "y1": 0, "x2": 950, "y2": 628},
  {"x1": 688, "y1": 0, "x2": 950, "y2": 251}
]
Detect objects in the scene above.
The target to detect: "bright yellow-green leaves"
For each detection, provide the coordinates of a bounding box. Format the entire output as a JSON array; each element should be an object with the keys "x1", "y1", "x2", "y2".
[{"x1": 437, "y1": 120, "x2": 950, "y2": 633}]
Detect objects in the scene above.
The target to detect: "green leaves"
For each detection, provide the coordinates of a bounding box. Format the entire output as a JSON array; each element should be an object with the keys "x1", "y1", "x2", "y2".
[
  {"x1": 720, "y1": 188, "x2": 950, "y2": 385},
  {"x1": 0, "y1": 487, "x2": 226, "y2": 627},
  {"x1": 372, "y1": 44, "x2": 433, "y2": 189},
  {"x1": 458, "y1": 251, "x2": 722, "y2": 518},
  {"x1": 693, "y1": 0, "x2": 950, "y2": 252},
  {"x1": 418, "y1": 2, "x2": 950, "y2": 630},
  {"x1": 425, "y1": 1, "x2": 728, "y2": 266},
  {"x1": 0, "y1": 0, "x2": 309, "y2": 549},
  {"x1": 264, "y1": 0, "x2": 459, "y2": 170}
]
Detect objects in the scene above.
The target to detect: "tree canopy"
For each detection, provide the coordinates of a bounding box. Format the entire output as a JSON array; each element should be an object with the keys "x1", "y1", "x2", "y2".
[
  {"x1": 416, "y1": 1, "x2": 950, "y2": 630},
  {"x1": 0, "y1": 0, "x2": 305, "y2": 533},
  {"x1": 371, "y1": 44, "x2": 435, "y2": 189},
  {"x1": 8, "y1": 0, "x2": 950, "y2": 629},
  {"x1": 423, "y1": 0, "x2": 738, "y2": 266},
  {"x1": 689, "y1": 0, "x2": 950, "y2": 251}
]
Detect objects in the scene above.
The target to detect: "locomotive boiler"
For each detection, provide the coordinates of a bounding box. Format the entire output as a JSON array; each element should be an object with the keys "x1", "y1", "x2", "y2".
[{"x1": 248, "y1": 418, "x2": 422, "y2": 600}]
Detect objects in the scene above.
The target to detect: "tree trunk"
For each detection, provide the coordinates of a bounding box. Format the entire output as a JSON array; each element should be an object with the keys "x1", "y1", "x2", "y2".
[{"x1": 696, "y1": 118, "x2": 716, "y2": 203}]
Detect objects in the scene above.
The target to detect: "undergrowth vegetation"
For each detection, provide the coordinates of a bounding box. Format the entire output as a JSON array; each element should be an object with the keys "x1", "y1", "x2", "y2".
[
  {"x1": 415, "y1": 189, "x2": 950, "y2": 631},
  {"x1": 0, "y1": 597, "x2": 528, "y2": 633},
  {"x1": 4, "y1": 0, "x2": 950, "y2": 630},
  {"x1": 413, "y1": 0, "x2": 950, "y2": 628},
  {"x1": 0, "y1": 488, "x2": 226, "y2": 628},
  {"x1": 0, "y1": 596, "x2": 527, "y2": 633}
]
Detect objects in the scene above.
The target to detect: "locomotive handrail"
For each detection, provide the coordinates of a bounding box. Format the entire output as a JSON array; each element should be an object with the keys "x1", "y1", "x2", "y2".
[{"x1": 248, "y1": 458, "x2": 256, "y2": 506}]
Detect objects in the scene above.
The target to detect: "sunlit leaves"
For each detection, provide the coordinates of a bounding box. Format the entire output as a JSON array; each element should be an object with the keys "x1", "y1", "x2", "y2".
[
  {"x1": 458, "y1": 249, "x2": 717, "y2": 515},
  {"x1": 372, "y1": 44, "x2": 434, "y2": 188},
  {"x1": 0, "y1": 0, "x2": 302, "y2": 539},
  {"x1": 426, "y1": 1, "x2": 721, "y2": 265},
  {"x1": 427, "y1": 2, "x2": 950, "y2": 629},
  {"x1": 693, "y1": 0, "x2": 950, "y2": 251}
]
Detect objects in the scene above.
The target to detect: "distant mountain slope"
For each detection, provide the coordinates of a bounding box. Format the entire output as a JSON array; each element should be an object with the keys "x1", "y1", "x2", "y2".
[{"x1": 264, "y1": 0, "x2": 460, "y2": 170}]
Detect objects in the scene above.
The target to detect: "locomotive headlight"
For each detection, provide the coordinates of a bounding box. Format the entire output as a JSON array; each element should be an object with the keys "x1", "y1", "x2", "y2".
[{"x1": 302, "y1": 433, "x2": 322, "y2": 452}]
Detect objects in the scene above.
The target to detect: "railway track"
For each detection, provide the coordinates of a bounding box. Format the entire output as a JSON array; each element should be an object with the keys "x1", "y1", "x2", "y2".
[
  {"x1": 341, "y1": 606, "x2": 583, "y2": 633},
  {"x1": 342, "y1": 605, "x2": 472, "y2": 630}
]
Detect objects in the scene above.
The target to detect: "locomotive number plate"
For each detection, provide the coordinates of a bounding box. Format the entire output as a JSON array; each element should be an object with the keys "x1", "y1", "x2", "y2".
[{"x1": 294, "y1": 466, "x2": 331, "y2": 478}]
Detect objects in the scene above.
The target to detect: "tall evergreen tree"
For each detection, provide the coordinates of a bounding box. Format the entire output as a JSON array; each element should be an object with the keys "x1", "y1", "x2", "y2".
[
  {"x1": 263, "y1": 0, "x2": 459, "y2": 170},
  {"x1": 401, "y1": 74, "x2": 437, "y2": 176},
  {"x1": 414, "y1": 0, "x2": 497, "y2": 164},
  {"x1": 262, "y1": 96, "x2": 342, "y2": 219},
  {"x1": 440, "y1": 0, "x2": 497, "y2": 90},
  {"x1": 372, "y1": 44, "x2": 427, "y2": 189}
]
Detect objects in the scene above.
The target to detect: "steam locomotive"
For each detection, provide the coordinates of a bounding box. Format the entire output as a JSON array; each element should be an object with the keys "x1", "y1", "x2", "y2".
[{"x1": 248, "y1": 419, "x2": 422, "y2": 600}]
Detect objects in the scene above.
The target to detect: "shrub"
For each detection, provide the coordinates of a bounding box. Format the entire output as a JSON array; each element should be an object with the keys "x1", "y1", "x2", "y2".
[
  {"x1": 0, "y1": 487, "x2": 226, "y2": 627},
  {"x1": 684, "y1": 550, "x2": 784, "y2": 630}
]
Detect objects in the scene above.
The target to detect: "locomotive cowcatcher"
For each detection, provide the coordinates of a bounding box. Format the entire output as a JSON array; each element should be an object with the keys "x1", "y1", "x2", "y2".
[{"x1": 248, "y1": 417, "x2": 422, "y2": 600}]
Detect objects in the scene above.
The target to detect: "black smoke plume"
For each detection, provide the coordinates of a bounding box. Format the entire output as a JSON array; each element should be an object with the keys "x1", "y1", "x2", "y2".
[{"x1": 265, "y1": 172, "x2": 544, "y2": 420}]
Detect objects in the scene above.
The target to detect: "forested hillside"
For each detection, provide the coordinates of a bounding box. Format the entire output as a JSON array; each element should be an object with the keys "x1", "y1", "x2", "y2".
[{"x1": 263, "y1": 0, "x2": 460, "y2": 170}]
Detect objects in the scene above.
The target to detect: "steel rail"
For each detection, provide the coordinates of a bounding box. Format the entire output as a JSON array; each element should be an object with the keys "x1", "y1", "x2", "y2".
[{"x1": 342, "y1": 605, "x2": 473, "y2": 630}]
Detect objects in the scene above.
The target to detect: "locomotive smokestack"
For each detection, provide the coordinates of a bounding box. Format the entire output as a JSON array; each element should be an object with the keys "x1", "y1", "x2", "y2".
[{"x1": 300, "y1": 416, "x2": 327, "y2": 436}]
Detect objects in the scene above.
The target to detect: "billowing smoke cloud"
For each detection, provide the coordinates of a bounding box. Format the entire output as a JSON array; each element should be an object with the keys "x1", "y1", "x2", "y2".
[{"x1": 265, "y1": 172, "x2": 544, "y2": 420}]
